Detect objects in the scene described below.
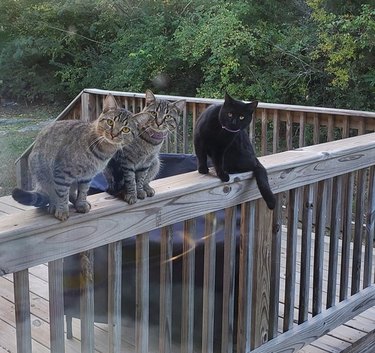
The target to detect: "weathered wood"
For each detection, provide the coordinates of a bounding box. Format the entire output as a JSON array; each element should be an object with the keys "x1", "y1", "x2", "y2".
[
  {"x1": 298, "y1": 184, "x2": 314, "y2": 323},
  {"x1": 269, "y1": 195, "x2": 282, "y2": 339},
  {"x1": 252, "y1": 200, "x2": 273, "y2": 347},
  {"x1": 283, "y1": 188, "x2": 301, "y2": 332},
  {"x1": 272, "y1": 110, "x2": 280, "y2": 153},
  {"x1": 313, "y1": 180, "x2": 328, "y2": 316},
  {"x1": 13, "y1": 269, "x2": 32, "y2": 353},
  {"x1": 136, "y1": 233, "x2": 149, "y2": 353},
  {"x1": 221, "y1": 207, "x2": 237, "y2": 353},
  {"x1": 159, "y1": 226, "x2": 173, "y2": 353},
  {"x1": 108, "y1": 241, "x2": 122, "y2": 353},
  {"x1": 202, "y1": 212, "x2": 217, "y2": 353},
  {"x1": 81, "y1": 92, "x2": 97, "y2": 122},
  {"x1": 327, "y1": 175, "x2": 343, "y2": 308},
  {"x1": 351, "y1": 169, "x2": 367, "y2": 295},
  {"x1": 261, "y1": 109, "x2": 268, "y2": 155},
  {"x1": 250, "y1": 285, "x2": 375, "y2": 353},
  {"x1": 364, "y1": 167, "x2": 374, "y2": 287},
  {"x1": 340, "y1": 173, "x2": 355, "y2": 301},
  {"x1": 80, "y1": 250, "x2": 95, "y2": 353},
  {"x1": 181, "y1": 219, "x2": 196, "y2": 353},
  {"x1": 237, "y1": 201, "x2": 256, "y2": 353},
  {"x1": 341, "y1": 328, "x2": 375, "y2": 353},
  {"x1": 2, "y1": 133, "x2": 375, "y2": 275},
  {"x1": 48, "y1": 259, "x2": 65, "y2": 353}
]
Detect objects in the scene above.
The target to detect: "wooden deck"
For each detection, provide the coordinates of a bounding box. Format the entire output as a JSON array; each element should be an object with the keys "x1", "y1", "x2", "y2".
[{"x1": 1, "y1": 194, "x2": 375, "y2": 353}]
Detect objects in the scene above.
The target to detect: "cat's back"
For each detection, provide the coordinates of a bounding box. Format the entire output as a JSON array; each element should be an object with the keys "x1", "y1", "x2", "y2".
[{"x1": 195, "y1": 104, "x2": 221, "y2": 135}]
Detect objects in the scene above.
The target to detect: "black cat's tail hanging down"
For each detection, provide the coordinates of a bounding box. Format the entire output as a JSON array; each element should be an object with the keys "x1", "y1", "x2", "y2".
[
  {"x1": 12, "y1": 188, "x2": 49, "y2": 207},
  {"x1": 253, "y1": 159, "x2": 276, "y2": 210}
]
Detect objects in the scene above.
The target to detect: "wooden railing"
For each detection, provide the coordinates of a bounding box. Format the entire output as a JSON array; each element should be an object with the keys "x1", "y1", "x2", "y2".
[{"x1": 4, "y1": 90, "x2": 375, "y2": 352}]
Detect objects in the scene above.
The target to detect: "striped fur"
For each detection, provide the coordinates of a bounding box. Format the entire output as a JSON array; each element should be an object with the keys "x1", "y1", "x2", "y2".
[
  {"x1": 104, "y1": 90, "x2": 185, "y2": 204},
  {"x1": 12, "y1": 94, "x2": 136, "y2": 221}
]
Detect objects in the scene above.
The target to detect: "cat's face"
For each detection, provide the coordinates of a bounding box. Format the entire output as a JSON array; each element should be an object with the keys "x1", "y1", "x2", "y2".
[
  {"x1": 137, "y1": 90, "x2": 186, "y2": 143},
  {"x1": 219, "y1": 93, "x2": 258, "y2": 132},
  {"x1": 96, "y1": 94, "x2": 136, "y2": 146}
]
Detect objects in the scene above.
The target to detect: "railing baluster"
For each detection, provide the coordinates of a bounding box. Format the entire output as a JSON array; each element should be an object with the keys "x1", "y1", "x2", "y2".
[
  {"x1": 286, "y1": 111, "x2": 293, "y2": 150},
  {"x1": 313, "y1": 180, "x2": 328, "y2": 316},
  {"x1": 283, "y1": 188, "x2": 301, "y2": 331},
  {"x1": 108, "y1": 241, "x2": 122, "y2": 353},
  {"x1": 237, "y1": 201, "x2": 256, "y2": 353},
  {"x1": 202, "y1": 212, "x2": 217, "y2": 353},
  {"x1": 272, "y1": 110, "x2": 279, "y2": 154},
  {"x1": 181, "y1": 219, "x2": 196, "y2": 353},
  {"x1": 340, "y1": 173, "x2": 355, "y2": 301},
  {"x1": 299, "y1": 184, "x2": 314, "y2": 323},
  {"x1": 365, "y1": 167, "x2": 375, "y2": 287},
  {"x1": 136, "y1": 233, "x2": 149, "y2": 353},
  {"x1": 14, "y1": 269, "x2": 32, "y2": 353},
  {"x1": 327, "y1": 176, "x2": 343, "y2": 308},
  {"x1": 80, "y1": 250, "x2": 95, "y2": 353},
  {"x1": 159, "y1": 226, "x2": 173, "y2": 353},
  {"x1": 48, "y1": 259, "x2": 65, "y2": 353},
  {"x1": 299, "y1": 112, "x2": 306, "y2": 147},
  {"x1": 261, "y1": 109, "x2": 268, "y2": 155},
  {"x1": 221, "y1": 207, "x2": 237, "y2": 353}
]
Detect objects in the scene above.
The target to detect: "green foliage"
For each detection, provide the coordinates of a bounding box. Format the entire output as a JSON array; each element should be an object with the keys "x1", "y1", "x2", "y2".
[{"x1": 0, "y1": 0, "x2": 373, "y2": 110}]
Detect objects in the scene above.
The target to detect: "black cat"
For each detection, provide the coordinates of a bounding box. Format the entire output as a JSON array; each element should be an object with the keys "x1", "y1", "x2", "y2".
[{"x1": 194, "y1": 92, "x2": 276, "y2": 209}]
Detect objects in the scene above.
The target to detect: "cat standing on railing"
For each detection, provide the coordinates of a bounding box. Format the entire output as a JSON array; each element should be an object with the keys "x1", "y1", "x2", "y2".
[
  {"x1": 194, "y1": 92, "x2": 276, "y2": 209},
  {"x1": 12, "y1": 94, "x2": 138, "y2": 221}
]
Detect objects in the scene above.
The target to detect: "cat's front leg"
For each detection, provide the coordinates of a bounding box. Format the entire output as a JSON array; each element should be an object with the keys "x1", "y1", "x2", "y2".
[
  {"x1": 120, "y1": 169, "x2": 138, "y2": 204},
  {"x1": 195, "y1": 142, "x2": 209, "y2": 174},
  {"x1": 50, "y1": 188, "x2": 70, "y2": 221},
  {"x1": 212, "y1": 153, "x2": 230, "y2": 182},
  {"x1": 74, "y1": 180, "x2": 92, "y2": 213}
]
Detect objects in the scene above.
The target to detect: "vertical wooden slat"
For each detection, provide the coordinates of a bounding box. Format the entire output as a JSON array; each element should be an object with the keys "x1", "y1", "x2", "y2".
[
  {"x1": 261, "y1": 109, "x2": 268, "y2": 155},
  {"x1": 192, "y1": 103, "x2": 198, "y2": 154},
  {"x1": 237, "y1": 201, "x2": 256, "y2": 353},
  {"x1": 283, "y1": 188, "x2": 300, "y2": 332},
  {"x1": 249, "y1": 109, "x2": 256, "y2": 146},
  {"x1": 327, "y1": 176, "x2": 343, "y2": 308},
  {"x1": 14, "y1": 270, "x2": 32, "y2": 353},
  {"x1": 286, "y1": 111, "x2": 293, "y2": 151},
  {"x1": 49, "y1": 259, "x2": 65, "y2": 353},
  {"x1": 80, "y1": 250, "x2": 95, "y2": 353},
  {"x1": 351, "y1": 169, "x2": 367, "y2": 295},
  {"x1": 269, "y1": 195, "x2": 282, "y2": 339},
  {"x1": 313, "y1": 113, "x2": 320, "y2": 145},
  {"x1": 340, "y1": 173, "x2": 355, "y2": 301},
  {"x1": 272, "y1": 110, "x2": 279, "y2": 154},
  {"x1": 221, "y1": 207, "x2": 237, "y2": 353},
  {"x1": 181, "y1": 219, "x2": 196, "y2": 353},
  {"x1": 108, "y1": 241, "x2": 122, "y2": 353},
  {"x1": 252, "y1": 200, "x2": 273, "y2": 347},
  {"x1": 182, "y1": 105, "x2": 188, "y2": 153},
  {"x1": 136, "y1": 233, "x2": 149, "y2": 353},
  {"x1": 81, "y1": 92, "x2": 96, "y2": 122},
  {"x1": 327, "y1": 114, "x2": 334, "y2": 141},
  {"x1": 299, "y1": 112, "x2": 306, "y2": 147},
  {"x1": 365, "y1": 167, "x2": 375, "y2": 287},
  {"x1": 298, "y1": 184, "x2": 314, "y2": 323},
  {"x1": 159, "y1": 226, "x2": 173, "y2": 353},
  {"x1": 342, "y1": 116, "x2": 350, "y2": 138},
  {"x1": 202, "y1": 212, "x2": 217, "y2": 353},
  {"x1": 313, "y1": 180, "x2": 328, "y2": 316}
]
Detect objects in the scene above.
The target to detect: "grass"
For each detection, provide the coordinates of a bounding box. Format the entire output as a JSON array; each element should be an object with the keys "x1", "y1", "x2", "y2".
[{"x1": 0, "y1": 103, "x2": 63, "y2": 196}]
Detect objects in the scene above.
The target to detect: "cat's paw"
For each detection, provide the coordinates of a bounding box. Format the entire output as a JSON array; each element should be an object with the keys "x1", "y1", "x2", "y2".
[
  {"x1": 123, "y1": 193, "x2": 137, "y2": 205},
  {"x1": 137, "y1": 190, "x2": 147, "y2": 200},
  {"x1": 52, "y1": 206, "x2": 70, "y2": 221},
  {"x1": 198, "y1": 166, "x2": 209, "y2": 174},
  {"x1": 143, "y1": 185, "x2": 155, "y2": 197},
  {"x1": 75, "y1": 200, "x2": 91, "y2": 213},
  {"x1": 218, "y1": 172, "x2": 230, "y2": 182}
]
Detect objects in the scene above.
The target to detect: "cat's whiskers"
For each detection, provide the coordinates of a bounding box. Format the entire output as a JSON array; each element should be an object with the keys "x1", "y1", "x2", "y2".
[{"x1": 87, "y1": 135, "x2": 105, "y2": 152}]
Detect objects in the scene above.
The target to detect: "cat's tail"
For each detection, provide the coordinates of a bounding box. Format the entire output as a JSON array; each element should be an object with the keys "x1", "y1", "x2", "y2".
[
  {"x1": 12, "y1": 188, "x2": 49, "y2": 207},
  {"x1": 253, "y1": 159, "x2": 276, "y2": 210}
]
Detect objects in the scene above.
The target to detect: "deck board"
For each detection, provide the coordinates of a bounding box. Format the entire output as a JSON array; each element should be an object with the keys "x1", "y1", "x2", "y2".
[{"x1": 0, "y1": 197, "x2": 374, "y2": 352}]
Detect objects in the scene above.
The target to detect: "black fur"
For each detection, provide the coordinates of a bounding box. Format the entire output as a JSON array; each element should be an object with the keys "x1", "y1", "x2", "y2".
[
  {"x1": 12, "y1": 187, "x2": 49, "y2": 207},
  {"x1": 194, "y1": 92, "x2": 276, "y2": 209}
]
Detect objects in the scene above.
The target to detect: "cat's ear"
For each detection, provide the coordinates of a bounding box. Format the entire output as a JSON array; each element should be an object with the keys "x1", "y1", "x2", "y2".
[
  {"x1": 248, "y1": 100, "x2": 258, "y2": 111},
  {"x1": 224, "y1": 92, "x2": 233, "y2": 102},
  {"x1": 103, "y1": 94, "x2": 118, "y2": 113},
  {"x1": 145, "y1": 89, "x2": 156, "y2": 106},
  {"x1": 173, "y1": 100, "x2": 186, "y2": 113}
]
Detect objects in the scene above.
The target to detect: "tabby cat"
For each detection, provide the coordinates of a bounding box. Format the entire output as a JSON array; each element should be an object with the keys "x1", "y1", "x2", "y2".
[
  {"x1": 104, "y1": 90, "x2": 185, "y2": 204},
  {"x1": 194, "y1": 92, "x2": 276, "y2": 209},
  {"x1": 12, "y1": 94, "x2": 137, "y2": 221}
]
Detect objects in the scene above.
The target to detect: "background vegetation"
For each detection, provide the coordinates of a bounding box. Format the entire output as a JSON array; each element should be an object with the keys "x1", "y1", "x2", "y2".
[{"x1": 0, "y1": 0, "x2": 374, "y2": 110}]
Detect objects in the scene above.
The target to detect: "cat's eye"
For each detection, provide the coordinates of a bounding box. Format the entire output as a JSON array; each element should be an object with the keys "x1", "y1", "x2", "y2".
[
  {"x1": 122, "y1": 126, "x2": 131, "y2": 134},
  {"x1": 107, "y1": 119, "x2": 114, "y2": 126},
  {"x1": 150, "y1": 111, "x2": 157, "y2": 117},
  {"x1": 164, "y1": 114, "x2": 173, "y2": 120},
  {"x1": 239, "y1": 116, "x2": 245, "y2": 120}
]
